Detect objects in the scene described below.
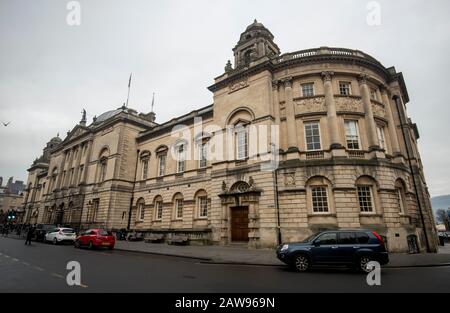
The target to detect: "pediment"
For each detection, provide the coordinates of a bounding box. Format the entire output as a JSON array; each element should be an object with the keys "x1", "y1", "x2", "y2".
[{"x1": 63, "y1": 125, "x2": 89, "y2": 143}]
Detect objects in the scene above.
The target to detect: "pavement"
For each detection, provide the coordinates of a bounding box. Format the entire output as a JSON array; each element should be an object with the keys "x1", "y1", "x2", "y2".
[
  {"x1": 1, "y1": 236, "x2": 450, "y2": 293},
  {"x1": 4, "y1": 233, "x2": 450, "y2": 268},
  {"x1": 114, "y1": 239, "x2": 450, "y2": 268}
]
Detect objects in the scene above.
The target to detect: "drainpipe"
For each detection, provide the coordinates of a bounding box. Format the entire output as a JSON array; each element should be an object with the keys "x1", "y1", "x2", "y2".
[
  {"x1": 127, "y1": 149, "x2": 140, "y2": 230},
  {"x1": 394, "y1": 96, "x2": 431, "y2": 253},
  {"x1": 273, "y1": 168, "x2": 282, "y2": 245}
]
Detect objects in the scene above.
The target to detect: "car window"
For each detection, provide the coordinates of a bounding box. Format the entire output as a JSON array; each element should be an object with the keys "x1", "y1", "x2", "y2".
[
  {"x1": 62, "y1": 229, "x2": 74, "y2": 233},
  {"x1": 302, "y1": 233, "x2": 320, "y2": 243},
  {"x1": 315, "y1": 233, "x2": 337, "y2": 245},
  {"x1": 356, "y1": 233, "x2": 370, "y2": 244},
  {"x1": 339, "y1": 232, "x2": 357, "y2": 244},
  {"x1": 98, "y1": 230, "x2": 112, "y2": 236}
]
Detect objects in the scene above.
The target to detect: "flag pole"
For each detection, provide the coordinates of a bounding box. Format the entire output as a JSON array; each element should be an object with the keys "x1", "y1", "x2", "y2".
[{"x1": 126, "y1": 73, "x2": 132, "y2": 107}]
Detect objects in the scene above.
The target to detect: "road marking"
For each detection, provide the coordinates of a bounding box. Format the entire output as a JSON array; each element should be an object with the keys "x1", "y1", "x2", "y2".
[
  {"x1": 34, "y1": 266, "x2": 44, "y2": 271},
  {"x1": 79, "y1": 283, "x2": 88, "y2": 288},
  {"x1": 22, "y1": 262, "x2": 30, "y2": 266},
  {"x1": 4, "y1": 255, "x2": 10, "y2": 258},
  {"x1": 12, "y1": 258, "x2": 19, "y2": 262},
  {"x1": 51, "y1": 273, "x2": 64, "y2": 279}
]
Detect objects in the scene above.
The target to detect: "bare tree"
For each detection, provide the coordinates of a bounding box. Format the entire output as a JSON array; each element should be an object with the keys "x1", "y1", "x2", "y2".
[{"x1": 436, "y1": 209, "x2": 450, "y2": 230}]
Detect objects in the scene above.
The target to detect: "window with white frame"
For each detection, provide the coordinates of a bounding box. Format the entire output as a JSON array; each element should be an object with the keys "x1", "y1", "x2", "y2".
[
  {"x1": 301, "y1": 83, "x2": 315, "y2": 97},
  {"x1": 158, "y1": 154, "x2": 166, "y2": 177},
  {"x1": 357, "y1": 186, "x2": 374, "y2": 212},
  {"x1": 175, "y1": 198, "x2": 183, "y2": 219},
  {"x1": 198, "y1": 196, "x2": 208, "y2": 218},
  {"x1": 339, "y1": 82, "x2": 352, "y2": 96},
  {"x1": 311, "y1": 187, "x2": 329, "y2": 213},
  {"x1": 304, "y1": 122, "x2": 322, "y2": 151},
  {"x1": 176, "y1": 144, "x2": 185, "y2": 173},
  {"x1": 344, "y1": 120, "x2": 360, "y2": 150},
  {"x1": 376, "y1": 126, "x2": 386, "y2": 150},
  {"x1": 236, "y1": 127, "x2": 248, "y2": 160},
  {"x1": 142, "y1": 159, "x2": 148, "y2": 180},
  {"x1": 137, "y1": 200, "x2": 145, "y2": 221},
  {"x1": 155, "y1": 200, "x2": 163, "y2": 220}
]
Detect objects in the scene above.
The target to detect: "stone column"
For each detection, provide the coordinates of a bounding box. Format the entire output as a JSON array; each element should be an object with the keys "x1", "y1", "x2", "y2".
[
  {"x1": 272, "y1": 80, "x2": 280, "y2": 125},
  {"x1": 82, "y1": 140, "x2": 93, "y2": 183},
  {"x1": 73, "y1": 144, "x2": 83, "y2": 185},
  {"x1": 321, "y1": 72, "x2": 343, "y2": 149},
  {"x1": 282, "y1": 77, "x2": 298, "y2": 151},
  {"x1": 358, "y1": 74, "x2": 380, "y2": 150},
  {"x1": 380, "y1": 87, "x2": 401, "y2": 155},
  {"x1": 56, "y1": 151, "x2": 67, "y2": 189}
]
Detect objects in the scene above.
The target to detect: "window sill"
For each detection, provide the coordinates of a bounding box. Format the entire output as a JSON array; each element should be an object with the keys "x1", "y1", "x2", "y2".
[
  {"x1": 308, "y1": 213, "x2": 337, "y2": 218},
  {"x1": 359, "y1": 213, "x2": 382, "y2": 217},
  {"x1": 194, "y1": 217, "x2": 208, "y2": 221},
  {"x1": 171, "y1": 219, "x2": 183, "y2": 222}
]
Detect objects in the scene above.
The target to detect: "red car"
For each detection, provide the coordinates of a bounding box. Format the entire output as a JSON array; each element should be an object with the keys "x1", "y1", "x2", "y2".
[{"x1": 74, "y1": 229, "x2": 115, "y2": 250}]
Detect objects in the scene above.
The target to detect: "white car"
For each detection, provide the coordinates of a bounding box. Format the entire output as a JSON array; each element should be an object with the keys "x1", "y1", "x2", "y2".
[{"x1": 44, "y1": 227, "x2": 76, "y2": 245}]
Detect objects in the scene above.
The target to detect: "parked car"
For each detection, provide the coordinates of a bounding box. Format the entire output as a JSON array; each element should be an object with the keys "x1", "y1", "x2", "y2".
[
  {"x1": 44, "y1": 227, "x2": 77, "y2": 244},
  {"x1": 276, "y1": 230, "x2": 389, "y2": 273},
  {"x1": 34, "y1": 224, "x2": 56, "y2": 242},
  {"x1": 74, "y1": 229, "x2": 115, "y2": 250}
]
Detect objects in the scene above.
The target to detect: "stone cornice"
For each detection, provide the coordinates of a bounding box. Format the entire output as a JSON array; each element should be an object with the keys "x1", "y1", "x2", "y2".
[{"x1": 208, "y1": 50, "x2": 397, "y2": 94}]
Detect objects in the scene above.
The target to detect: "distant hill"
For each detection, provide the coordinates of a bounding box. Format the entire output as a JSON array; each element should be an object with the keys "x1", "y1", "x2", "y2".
[{"x1": 431, "y1": 195, "x2": 450, "y2": 216}]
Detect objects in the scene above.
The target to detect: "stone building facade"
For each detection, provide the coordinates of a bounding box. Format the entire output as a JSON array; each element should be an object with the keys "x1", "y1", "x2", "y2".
[{"x1": 22, "y1": 21, "x2": 438, "y2": 253}]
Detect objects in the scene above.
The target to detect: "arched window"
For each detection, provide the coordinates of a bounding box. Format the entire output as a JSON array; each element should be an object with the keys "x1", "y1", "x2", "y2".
[
  {"x1": 49, "y1": 167, "x2": 58, "y2": 193},
  {"x1": 136, "y1": 198, "x2": 145, "y2": 221},
  {"x1": 195, "y1": 189, "x2": 208, "y2": 218},
  {"x1": 99, "y1": 157, "x2": 107, "y2": 182},
  {"x1": 153, "y1": 195, "x2": 163, "y2": 221},
  {"x1": 97, "y1": 148, "x2": 109, "y2": 183},
  {"x1": 395, "y1": 179, "x2": 407, "y2": 214},
  {"x1": 306, "y1": 176, "x2": 333, "y2": 214},
  {"x1": 195, "y1": 133, "x2": 210, "y2": 169},
  {"x1": 235, "y1": 123, "x2": 248, "y2": 160},
  {"x1": 356, "y1": 176, "x2": 378, "y2": 213},
  {"x1": 173, "y1": 141, "x2": 187, "y2": 174},
  {"x1": 173, "y1": 193, "x2": 184, "y2": 220},
  {"x1": 156, "y1": 145, "x2": 168, "y2": 177},
  {"x1": 140, "y1": 151, "x2": 151, "y2": 180}
]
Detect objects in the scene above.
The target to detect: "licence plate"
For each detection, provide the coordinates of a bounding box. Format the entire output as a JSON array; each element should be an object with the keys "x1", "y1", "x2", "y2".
[{"x1": 102, "y1": 242, "x2": 110, "y2": 246}]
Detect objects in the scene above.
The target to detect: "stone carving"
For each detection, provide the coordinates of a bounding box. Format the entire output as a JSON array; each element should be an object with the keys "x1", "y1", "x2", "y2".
[
  {"x1": 248, "y1": 176, "x2": 254, "y2": 189},
  {"x1": 296, "y1": 97, "x2": 326, "y2": 114},
  {"x1": 372, "y1": 102, "x2": 386, "y2": 118},
  {"x1": 321, "y1": 71, "x2": 334, "y2": 82},
  {"x1": 222, "y1": 181, "x2": 228, "y2": 192},
  {"x1": 336, "y1": 97, "x2": 363, "y2": 113},
  {"x1": 228, "y1": 78, "x2": 248, "y2": 93},
  {"x1": 284, "y1": 172, "x2": 296, "y2": 186},
  {"x1": 224, "y1": 60, "x2": 232, "y2": 72}
]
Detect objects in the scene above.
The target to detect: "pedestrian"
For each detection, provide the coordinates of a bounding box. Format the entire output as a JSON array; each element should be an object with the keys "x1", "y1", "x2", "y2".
[{"x1": 25, "y1": 226, "x2": 34, "y2": 246}]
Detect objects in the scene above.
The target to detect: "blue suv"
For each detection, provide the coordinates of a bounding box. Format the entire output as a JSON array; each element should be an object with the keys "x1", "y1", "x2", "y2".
[{"x1": 276, "y1": 230, "x2": 389, "y2": 273}]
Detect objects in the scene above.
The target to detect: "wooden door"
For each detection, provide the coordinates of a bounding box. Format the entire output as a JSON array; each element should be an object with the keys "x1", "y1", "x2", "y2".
[{"x1": 231, "y1": 206, "x2": 249, "y2": 242}]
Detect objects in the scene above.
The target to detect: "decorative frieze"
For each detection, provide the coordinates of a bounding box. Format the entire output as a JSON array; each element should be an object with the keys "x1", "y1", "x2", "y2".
[
  {"x1": 335, "y1": 97, "x2": 364, "y2": 114},
  {"x1": 228, "y1": 77, "x2": 248, "y2": 93},
  {"x1": 372, "y1": 101, "x2": 386, "y2": 118},
  {"x1": 295, "y1": 96, "x2": 326, "y2": 115}
]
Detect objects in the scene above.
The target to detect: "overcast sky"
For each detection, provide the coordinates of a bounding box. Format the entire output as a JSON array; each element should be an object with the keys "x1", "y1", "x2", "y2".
[{"x1": 0, "y1": 0, "x2": 449, "y2": 196}]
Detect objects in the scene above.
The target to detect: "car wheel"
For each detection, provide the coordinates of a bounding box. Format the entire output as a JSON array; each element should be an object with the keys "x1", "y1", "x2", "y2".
[
  {"x1": 74, "y1": 240, "x2": 80, "y2": 248},
  {"x1": 358, "y1": 255, "x2": 373, "y2": 273},
  {"x1": 294, "y1": 254, "x2": 310, "y2": 272},
  {"x1": 53, "y1": 238, "x2": 58, "y2": 245},
  {"x1": 88, "y1": 241, "x2": 94, "y2": 250}
]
